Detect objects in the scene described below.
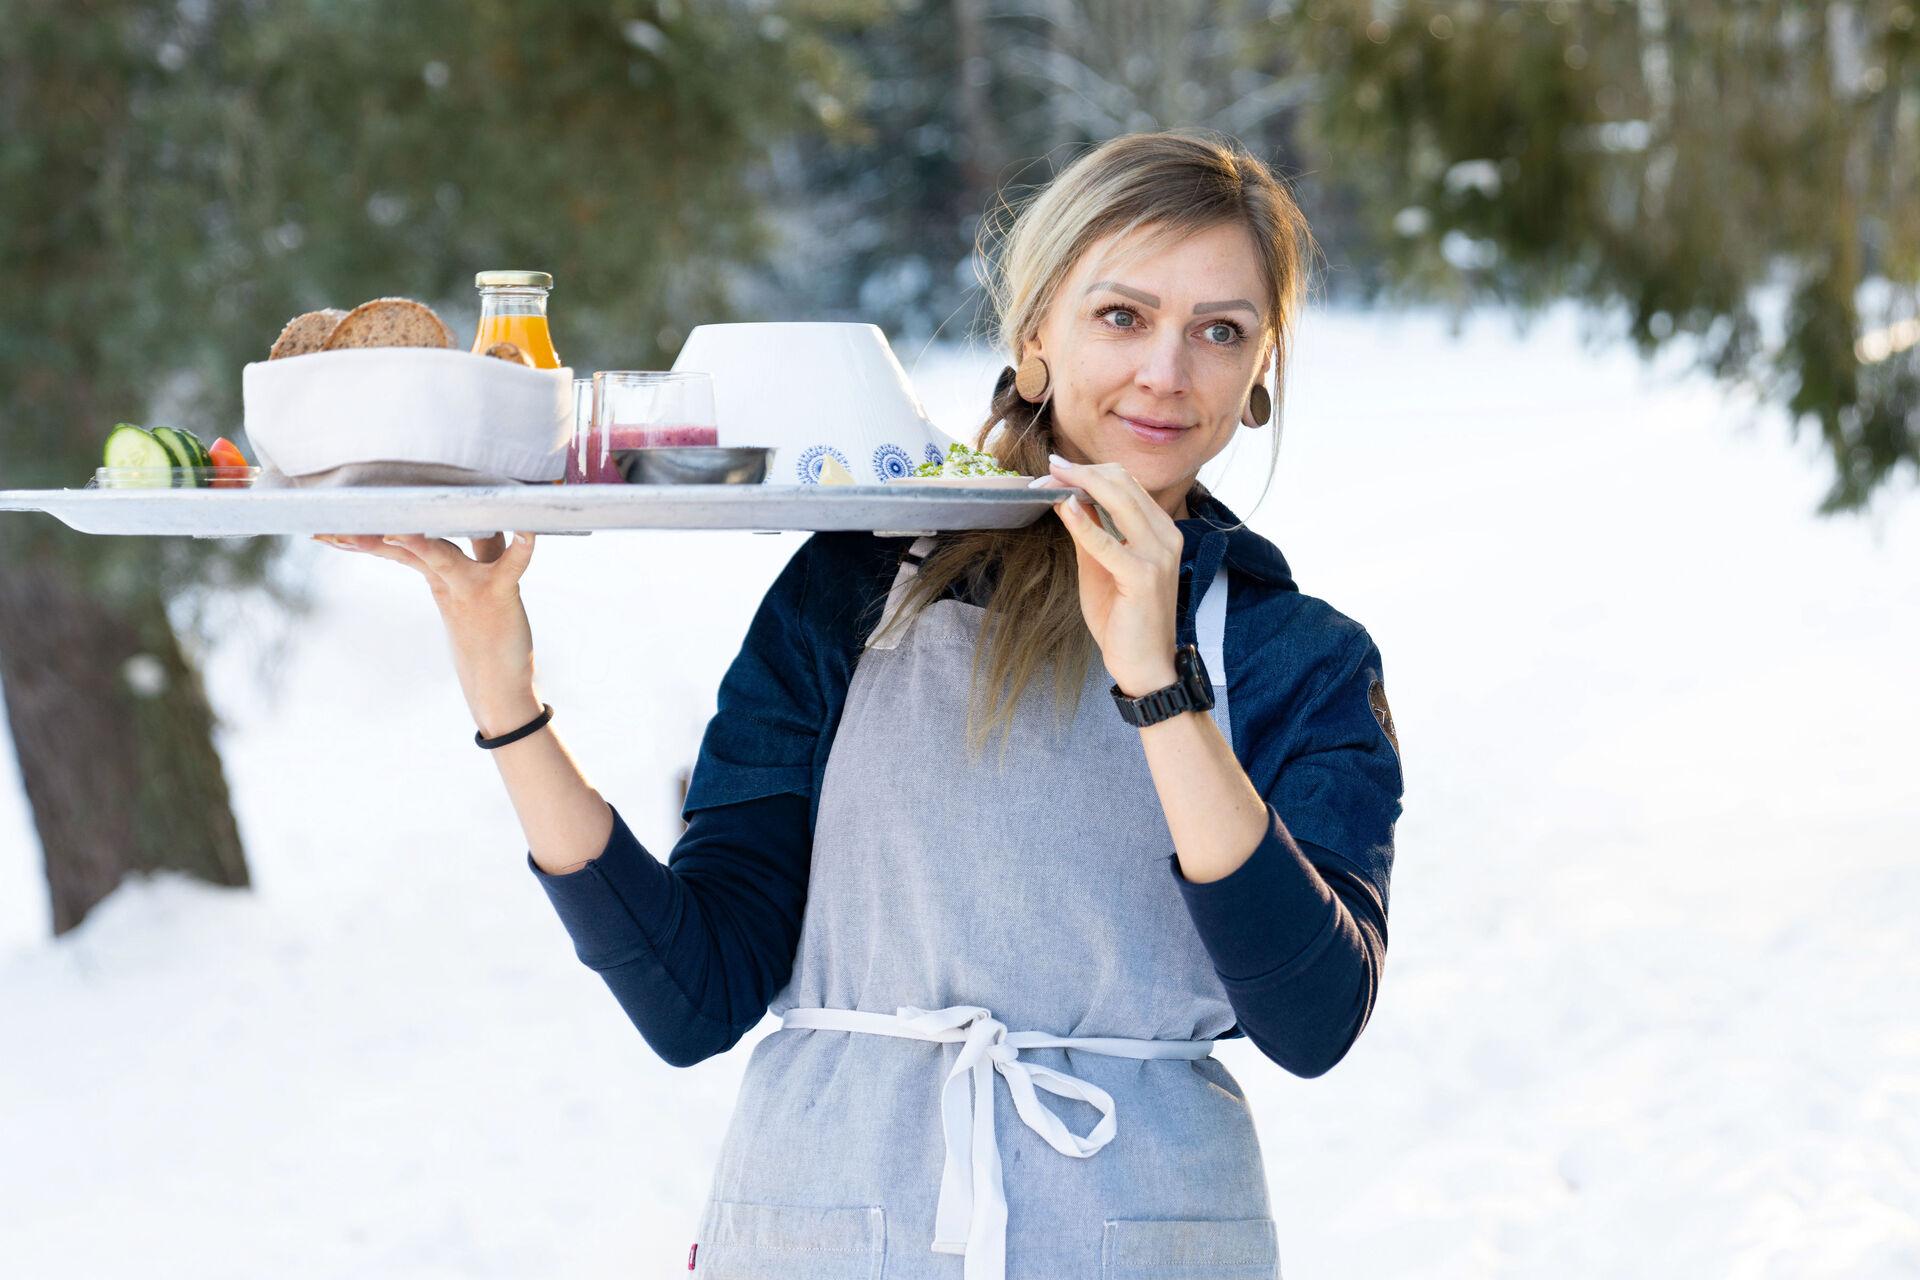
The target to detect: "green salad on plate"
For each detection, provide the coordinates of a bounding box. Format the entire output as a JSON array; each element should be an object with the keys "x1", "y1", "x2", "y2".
[{"x1": 911, "y1": 442, "x2": 1020, "y2": 478}]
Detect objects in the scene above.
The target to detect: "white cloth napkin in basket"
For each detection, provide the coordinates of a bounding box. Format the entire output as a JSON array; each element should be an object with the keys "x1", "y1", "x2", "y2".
[{"x1": 244, "y1": 347, "x2": 573, "y2": 486}]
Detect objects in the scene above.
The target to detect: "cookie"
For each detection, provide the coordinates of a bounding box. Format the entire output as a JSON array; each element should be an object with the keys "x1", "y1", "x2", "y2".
[
  {"x1": 268, "y1": 308, "x2": 348, "y2": 360},
  {"x1": 319, "y1": 298, "x2": 454, "y2": 351},
  {"x1": 482, "y1": 341, "x2": 533, "y2": 366}
]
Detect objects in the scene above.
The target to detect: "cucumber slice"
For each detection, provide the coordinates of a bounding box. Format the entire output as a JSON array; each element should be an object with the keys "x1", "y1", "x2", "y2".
[
  {"x1": 175, "y1": 427, "x2": 213, "y2": 469},
  {"x1": 147, "y1": 427, "x2": 194, "y2": 468},
  {"x1": 148, "y1": 428, "x2": 199, "y2": 486},
  {"x1": 103, "y1": 424, "x2": 171, "y2": 469}
]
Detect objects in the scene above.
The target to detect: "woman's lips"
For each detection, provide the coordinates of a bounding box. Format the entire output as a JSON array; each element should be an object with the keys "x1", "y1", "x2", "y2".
[{"x1": 1117, "y1": 413, "x2": 1192, "y2": 445}]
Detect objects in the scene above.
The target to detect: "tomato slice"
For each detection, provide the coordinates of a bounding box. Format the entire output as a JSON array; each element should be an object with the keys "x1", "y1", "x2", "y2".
[
  {"x1": 207, "y1": 436, "x2": 249, "y2": 487},
  {"x1": 208, "y1": 437, "x2": 248, "y2": 467}
]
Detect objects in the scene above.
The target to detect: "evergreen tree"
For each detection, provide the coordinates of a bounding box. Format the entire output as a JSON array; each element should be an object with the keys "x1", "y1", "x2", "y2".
[
  {"x1": 1288, "y1": 0, "x2": 1920, "y2": 513},
  {"x1": 0, "y1": 0, "x2": 859, "y2": 934}
]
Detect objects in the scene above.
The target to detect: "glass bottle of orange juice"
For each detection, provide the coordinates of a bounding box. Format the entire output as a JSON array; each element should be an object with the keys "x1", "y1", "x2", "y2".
[{"x1": 472, "y1": 270, "x2": 561, "y2": 367}]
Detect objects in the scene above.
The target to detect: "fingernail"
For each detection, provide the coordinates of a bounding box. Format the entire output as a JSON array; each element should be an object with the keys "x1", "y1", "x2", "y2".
[
  {"x1": 1048, "y1": 452, "x2": 1072, "y2": 467},
  {"x1": 381, "y1": 536, "x2": 398, "y2": 544},
  {"x1": 1027, "y1": 475, "x2": 1052, "y2": 488}
]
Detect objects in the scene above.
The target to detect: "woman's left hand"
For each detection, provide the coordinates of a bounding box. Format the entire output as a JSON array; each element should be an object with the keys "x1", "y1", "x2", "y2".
[{"x1": 1035, "y1": 455, "x2": 1182, "y2": 697}]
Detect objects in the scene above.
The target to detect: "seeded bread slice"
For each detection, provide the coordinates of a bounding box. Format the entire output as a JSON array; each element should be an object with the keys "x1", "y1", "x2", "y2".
[
  {"x1": 319, "y1": 298, "x2": 454, "y2": 351},
  {"x1": 268, "y1": 308, "x2": 348, "y2": 360}
]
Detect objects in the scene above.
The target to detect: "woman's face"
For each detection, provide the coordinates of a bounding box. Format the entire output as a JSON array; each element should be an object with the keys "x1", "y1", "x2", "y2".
[{"x1": 1025, "y1": 220, "x2": 1271, "y2": 519}]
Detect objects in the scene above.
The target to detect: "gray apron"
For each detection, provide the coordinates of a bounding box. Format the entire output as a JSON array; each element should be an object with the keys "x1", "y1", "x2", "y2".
[{"x1": 693, "y1": 538, "x2": 1279, "y2": 1280}]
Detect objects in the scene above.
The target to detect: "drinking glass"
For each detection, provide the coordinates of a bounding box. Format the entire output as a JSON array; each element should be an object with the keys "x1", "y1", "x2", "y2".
[
  {"x1": 564, "y1": 376, "x2": 596, "y2": 484},
  {"x1": 586, "y1": 371, "x2": 718, "y2": 484}
]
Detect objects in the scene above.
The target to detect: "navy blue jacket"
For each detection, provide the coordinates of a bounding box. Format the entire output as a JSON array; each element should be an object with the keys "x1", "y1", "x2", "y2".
[{"x1": 530, "y1": 487, "x2": 1404, "y2": 1076}]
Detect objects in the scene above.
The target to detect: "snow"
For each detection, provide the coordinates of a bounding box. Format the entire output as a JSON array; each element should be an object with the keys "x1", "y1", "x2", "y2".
[{"x1": 3, "y1": 303, "x2": 1917, "y2": 1278}]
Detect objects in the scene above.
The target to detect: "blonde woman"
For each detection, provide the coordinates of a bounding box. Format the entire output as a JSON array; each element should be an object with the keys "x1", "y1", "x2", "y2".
[{"x1": 318, "y1": 130, "x2": 1403, "y2": 1279}]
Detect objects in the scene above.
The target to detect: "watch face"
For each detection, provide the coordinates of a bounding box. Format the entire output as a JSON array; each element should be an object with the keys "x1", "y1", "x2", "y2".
[{"x1": 1175, "y1": 645, "x2": 1214, "y2": 709}]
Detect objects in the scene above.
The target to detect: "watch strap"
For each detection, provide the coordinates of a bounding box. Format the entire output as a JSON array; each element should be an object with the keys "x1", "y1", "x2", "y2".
[{"x1": 1111, "y1": 645, "x2": 1214, "y2": 727}]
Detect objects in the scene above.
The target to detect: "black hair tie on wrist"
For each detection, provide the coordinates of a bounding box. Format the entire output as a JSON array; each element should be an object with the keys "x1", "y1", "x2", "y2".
[{"x1": 475, "y1": 703, "x2": 553, "y2": 750}]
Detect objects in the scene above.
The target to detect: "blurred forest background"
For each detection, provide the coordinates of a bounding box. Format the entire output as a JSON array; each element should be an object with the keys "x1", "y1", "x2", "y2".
[{"x1": 1, "y1": 0, "x2": 1916, "y2": 934}]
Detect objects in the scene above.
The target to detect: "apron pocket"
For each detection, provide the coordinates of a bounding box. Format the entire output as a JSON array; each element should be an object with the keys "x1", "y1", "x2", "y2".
[
  {"x1": 1102, "y1": 1216, "x2": 1279, "y2": 1279},
  {"x1": 694, "y1": 1200, "x2": 886, "y2": 1280}
]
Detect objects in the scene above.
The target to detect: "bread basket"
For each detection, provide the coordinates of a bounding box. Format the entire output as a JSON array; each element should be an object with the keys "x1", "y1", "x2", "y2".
[{"x1": 243, "y1": 348, "x2": 573, "y2": 486}]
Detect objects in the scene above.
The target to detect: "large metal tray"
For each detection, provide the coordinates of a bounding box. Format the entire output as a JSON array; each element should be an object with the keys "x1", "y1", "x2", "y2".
[{"x1": 0, "y1": 483, "x2": 1074, "y2": 539}]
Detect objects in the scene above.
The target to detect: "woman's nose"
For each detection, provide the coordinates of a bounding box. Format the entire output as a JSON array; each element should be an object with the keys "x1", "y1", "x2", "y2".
[{"x1": 1133, "y1": 332, "x2": 1192, "y2": 396}]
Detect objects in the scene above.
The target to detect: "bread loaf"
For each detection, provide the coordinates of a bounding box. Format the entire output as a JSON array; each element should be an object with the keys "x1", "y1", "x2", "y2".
[
  {"x1": 268, "y1": 308, "x2": 348, "y2": 360},
  {"x1": 319, "y1": 298, "x2": 454, "y2": 352}
]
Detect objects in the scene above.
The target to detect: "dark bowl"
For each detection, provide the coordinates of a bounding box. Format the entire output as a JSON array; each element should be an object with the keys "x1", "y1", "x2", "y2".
[{"x1": 614, "y1": 445, "x2": 773, "y2": 485}]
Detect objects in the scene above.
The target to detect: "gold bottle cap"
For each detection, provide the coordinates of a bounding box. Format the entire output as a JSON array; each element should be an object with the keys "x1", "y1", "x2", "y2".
[{"x1": 475, "y1": 270, "x2": 553, "y2": 289}]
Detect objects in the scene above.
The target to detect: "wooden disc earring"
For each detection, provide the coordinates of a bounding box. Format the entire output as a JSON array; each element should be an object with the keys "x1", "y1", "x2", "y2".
[
  {"x1": 993, "y1": 364, "x2": 1018, "y2": 401},
  {"x1": 1015, "y1": 354, "x2": 1051, "y2": 402},
  {"x1": 1245, "y1": 382, "x2": 1272, "y2": 427}
]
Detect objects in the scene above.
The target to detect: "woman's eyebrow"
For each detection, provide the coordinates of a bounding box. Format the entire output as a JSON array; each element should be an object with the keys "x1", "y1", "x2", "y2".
[
  {"x1": 1193, "y1": 298, "x2": 1259, "y2": 316},
  {"x1": 1083, "y1": 280, "x2": 1161, "y2": 308}
]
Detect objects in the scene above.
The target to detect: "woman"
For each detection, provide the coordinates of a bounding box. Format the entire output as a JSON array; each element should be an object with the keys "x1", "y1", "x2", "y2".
[{"x1": 317, "y1": 130, "x2": 1403, "y2": 1279}]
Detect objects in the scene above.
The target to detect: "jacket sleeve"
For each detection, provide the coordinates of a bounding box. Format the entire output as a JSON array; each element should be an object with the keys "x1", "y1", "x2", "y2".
[
  {"x1": 529, "y1": 793, "x2": 812, "y2": 1068},
  {"x1": 1170, "y1": 628, "x2": 1403, "y2": 1077},
  {"x1": 526, "y1": 537, "x2": 829, "y2": 1067}
]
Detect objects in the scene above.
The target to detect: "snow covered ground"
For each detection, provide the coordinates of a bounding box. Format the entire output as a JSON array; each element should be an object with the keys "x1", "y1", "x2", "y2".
[{"x1": 2, "y1": 304, "x2": 1916, "y2": 1278}]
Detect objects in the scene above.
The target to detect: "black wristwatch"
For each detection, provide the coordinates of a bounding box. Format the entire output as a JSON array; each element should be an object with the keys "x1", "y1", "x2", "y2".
[{"x1": 1111, "y1": 644, "x2": 1215, "y2": 728}]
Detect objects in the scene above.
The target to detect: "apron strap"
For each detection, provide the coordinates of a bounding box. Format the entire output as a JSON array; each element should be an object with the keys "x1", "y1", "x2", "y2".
[
  {"x1": 780, "y1": 1004, "x2": 1214, "y2": 1280},
  {"x1": 1195, "y1": 562, "x2": 1229, "y2": 696},
  {"x1": 865, "y1": 535, "x2": 939, "y2": 651}
]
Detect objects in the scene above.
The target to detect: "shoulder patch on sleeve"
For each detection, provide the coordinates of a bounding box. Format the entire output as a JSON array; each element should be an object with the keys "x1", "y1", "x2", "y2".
[{"x1": 1368, "y1": 678, "x2": 1399, "y2": 755}]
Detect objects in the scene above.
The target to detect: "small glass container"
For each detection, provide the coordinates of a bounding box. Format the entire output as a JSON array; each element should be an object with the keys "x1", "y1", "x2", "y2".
[
  {"x1": 584, "y1": 371, "x2": 718, "y2": 484},
  {"x1": 564, "y1": 377, "x2": 598, "y2": 484},
  {"x1": 472, "y1": 270, "x2": 561, "y2": 368},
  {"x1": 89, "y1": 466, "x2": 261, "y2": 490}
]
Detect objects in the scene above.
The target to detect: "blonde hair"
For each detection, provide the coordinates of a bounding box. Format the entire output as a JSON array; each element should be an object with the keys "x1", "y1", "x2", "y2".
[{"x1": 872, "y1": 129, "x2": 1315, "y2": 766}]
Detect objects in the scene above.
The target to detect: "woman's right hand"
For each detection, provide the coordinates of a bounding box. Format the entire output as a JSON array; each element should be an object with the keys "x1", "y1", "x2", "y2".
[{"x1": 313, "y1": 531, "x2": 540, "y2": 729}]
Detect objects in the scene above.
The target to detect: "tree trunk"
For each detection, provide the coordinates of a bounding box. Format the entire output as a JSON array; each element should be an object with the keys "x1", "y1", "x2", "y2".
[
  {"x1": 0, "y1": 560, "x2": 249, "y2": 936},
  {"x1": 952, "y1": 0, "x2": 1004, "y2": 200}
]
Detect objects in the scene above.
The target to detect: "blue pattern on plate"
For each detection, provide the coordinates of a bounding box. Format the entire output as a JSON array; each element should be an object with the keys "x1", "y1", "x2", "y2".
[
  {"x1": 872, "y1": 443, "x2": 914, "y2": 481},
  {"x1": 923, "y1": 443, "x2": 943, "y2": 464},
  {"x1": 796, "y1": 444, "x2": 852, "y2": 485}
]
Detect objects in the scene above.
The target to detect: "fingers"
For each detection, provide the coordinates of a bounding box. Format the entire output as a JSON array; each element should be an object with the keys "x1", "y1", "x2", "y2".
[
  {"x1": 313, "y1": 533, "x2": 442, "y2": 582},
  {"x1": 1032, "y1": 474, "x2": 1116, "y2": 535},
  {"x1": 1054, "y1": 493, "x2": 1133, "y2": 574},
  {"x1": 491, "y1": 531, "x2": 537, "y2": 582},
  {"x1": 314, "y1": 534, "x2": 395, "y2": 556},
  {"x1": 1045, "y1": 456, "x2": 1176, "y2": 553},
  {"x1": 312, "y1": 531, "x2": 531, "y2": 585},
  {"x1": 380, "y1": 533, "x2": 472, "y2": 576}
]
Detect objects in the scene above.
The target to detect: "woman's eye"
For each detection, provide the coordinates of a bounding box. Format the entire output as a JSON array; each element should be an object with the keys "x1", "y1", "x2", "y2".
[
  {"x1": 1203, "y1": 322, "x2": 1242, "y2": 344},
  {"x1": 1096, "y1": 304, "x2": 1139, "y2": 329}
]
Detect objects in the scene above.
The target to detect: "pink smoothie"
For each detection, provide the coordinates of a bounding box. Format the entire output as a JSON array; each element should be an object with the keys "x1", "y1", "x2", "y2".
[
  {"x1": 629, "y1": 423, "x2": 719, "y2": 447},
  {"x1": 568, "y1": 423, "x2": 720, "y2": 483}
]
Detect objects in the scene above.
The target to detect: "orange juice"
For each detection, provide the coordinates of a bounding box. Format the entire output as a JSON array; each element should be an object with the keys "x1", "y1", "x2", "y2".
[
  {"x1": 472, "y1": 311, "x2": 561, "y2": 367},
  {"x1": 472, "y1": 270, "x2": 561, "y2": 367}
]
